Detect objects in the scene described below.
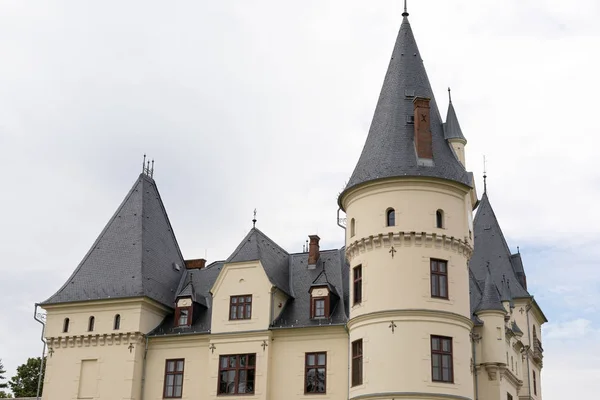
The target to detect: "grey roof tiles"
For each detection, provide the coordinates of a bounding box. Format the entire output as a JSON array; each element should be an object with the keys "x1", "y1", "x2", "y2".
[
  {"x1": 444, "y1": 101, "x2": 466, "y2": 141},
  {"x1": 42, "y1": 174, "x2": 185, "y2": 308},
  {"x1": 475, "y1": 269, "x2": 505, "y2": 313},
  {"x1": 339, "y1": 15, "x2": 471, "y2": 206}
]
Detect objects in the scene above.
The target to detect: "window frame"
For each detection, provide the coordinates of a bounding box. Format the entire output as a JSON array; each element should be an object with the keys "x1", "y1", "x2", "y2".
[
  {"x1": 353, "y1": 265, "x2": 362, "y2": 305},
  {"x1": 351, "y1": 339, "x2": 363, "y2": 387},
  {"x1": 163, "y1": 358, "x2": 185, "y2": 399},
  {"x1": 430, "y1": 259, "x2": 449, "y2": 299},
  {"x1": 431, "y1": 335, "x2": 454, "y2": 383},
  {"x1": 217, "y1": 354, "x2": 256, "y2": 395},
  {"x1": 88, "y1": 316, "x2": 95, "y2": 332},
  {"x1": 114, "y1": 314, "x2": 121, "y2": 330},
  {"x1": 436, "y1": 209, "x2": 444, "y2": 228},
  {"x1": 386, "y1": 208, "x2": 395, "y2": 227},
  {"x1": 229, "y1": 295, "x2": 253, "y2": 320},
  {"x1": 63, "y1": 317, "x2": 70, "y2": 333},
  {"x1": 304, "y1": 352, "x2": 327, "y2": 394},
  {"x1": 311, "y1": 296, "x2": 330, "y2": 319},
  {"x1": 175, "y1": 306, "x2": 192, "y2": 327}
]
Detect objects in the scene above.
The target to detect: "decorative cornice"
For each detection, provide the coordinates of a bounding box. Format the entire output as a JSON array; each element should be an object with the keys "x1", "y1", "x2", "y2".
[
  {"x1": 48, "y1": 332, "x2": 144, "y2": 349},
  {"x1": 350, "y1": 392, "x2": 472, "y2": 400},
  {"x1": 346, "y1": 231, "x2": 472, "y2": 260},
  {"x1": 348, "y1": 309, "x2": 473, "y2": 330}
]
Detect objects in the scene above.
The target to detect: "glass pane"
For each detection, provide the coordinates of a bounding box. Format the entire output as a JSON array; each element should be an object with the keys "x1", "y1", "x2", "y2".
[
  {"x1": 440, "y1": 262, "x2": 447, "y2": 273},
  {"x1": 442, "y1": 339, "x2": 451, "y2": 352},
  {"x1": 175, "y1": 374, "x2": 183, "y2": 387},
  {"x1": 229, "y1": 356, "x2": 237, "y2": 368},
  {"x1": 227, "y1": 370, "x2": 236, "y2": 393},
  {"x1": 318, "y1": 353, "x2": 326, "y2": 365},
  {"x1": 442, "y1": 367, "x2": 450, "y2": 382},
  {"x1": 231, "y1": 297, "x2": 237, "y2": 304},
  {"x1": 246, "y1": 305, "x2": 252, "y2": 318},
  {"x1": 432, "y1": 354, "x2": 440, "y2": 368},
  {"x1": 307, "y1": 354, "x2": 315, "y2": 366},
  {"x1": 306, "y1": 368, "x2": 316, "y2": 392},
  {"x1": 440, "y1": 277, "x2": 447, "y2": 297},
  {"x1": 176, "y1": 361, "x2": 184, "y2": 372},
  {"x1": 240, "y1": 355, "x2": 247, "y2": 367},
  {"x1": 238, "y1": 305, "x2": 244, "y2": 318},
  {"x1": 174, "y1": 385, "x2": 182, "y2": 397},
  {"x1": 166, "y1": 374, "x2": 174, "y2": 386},
  {"x1": 431, "y1": 277, "x2": 438, "y2": 296},
  {"x1": 220, "y1": 356, "x2": 227, "y2": 369},
  {"x1": 165, "y1": 385, "x2": 174, "y2": 397},
  {"x1": 433, "y1": 367, "x2": 441, "y2": 381},
  {"x1": 246, "y1": 296, "x2": 252, "y2": 303},
  {"x1": 246, "y1": 369, "x2": 255, "y2": 393},
  {"x1": 431, "y1": 261, "x2": 438, "y2": 272},
  {"x1": 317, "y1": 368, "x2": 326, "y2": 392},
  {"x1": 231, "y1": 306, "x2": 237, "y2": 319},
  {"x1": 167, "y1": 361, "x2": 175, "y2": 372},
  {"x1": 442, "y1": 355, "x2": 450, "y2": 368},
  {"x1": 432, "y1": 337, "x2": 440, "y2": 350},
  {"x1": 248, "y1": 354, "x2": 256, "y2": 366},
  {"x1": 238, "y1": 370, "x2": 247, "y2": 393}
]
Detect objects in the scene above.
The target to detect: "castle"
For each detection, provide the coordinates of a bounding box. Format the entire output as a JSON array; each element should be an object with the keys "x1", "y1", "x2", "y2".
[{"x1": 40, "y1": 8, "x2": 546, "y2": 400}]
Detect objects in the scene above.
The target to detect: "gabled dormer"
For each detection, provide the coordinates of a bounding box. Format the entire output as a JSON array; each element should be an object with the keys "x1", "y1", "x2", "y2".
[
  {"x1": 174, "y1": 265, "x2": 208, "y2": 329},
  {"x1": 309, "y1": 269, "x2": 339, "y2": 320}
]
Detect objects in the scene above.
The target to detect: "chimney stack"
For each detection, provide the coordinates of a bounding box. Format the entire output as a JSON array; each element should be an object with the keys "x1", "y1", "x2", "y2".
[
  {"x1": 307, "y1": 235, "x2": 321, "y2": 266},
  {"x1": 185, "y1": 258, "x2": 206, "y2": 270},
  {"x1": 413, "y1": 97, "x2": 433, "y2": 159}
]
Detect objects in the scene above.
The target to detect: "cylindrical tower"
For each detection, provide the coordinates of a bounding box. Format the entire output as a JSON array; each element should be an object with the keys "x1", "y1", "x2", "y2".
[{"x1": 339, "y1": 9, "x2": 476, "y2": 400}]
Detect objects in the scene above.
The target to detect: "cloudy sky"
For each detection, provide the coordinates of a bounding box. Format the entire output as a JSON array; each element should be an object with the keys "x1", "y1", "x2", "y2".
[{"x1": 1, "y1": 0, "x2": 598, "y2": 397}]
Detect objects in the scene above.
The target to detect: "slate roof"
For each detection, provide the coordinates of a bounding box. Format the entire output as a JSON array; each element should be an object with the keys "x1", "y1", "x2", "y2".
[
  {"x1": 474, "y1": 269, "x2": 505, "y2": 313},
  {"x1": 42, "y1": 174, "x2": 185, "y2": 308},
  {"x1": 339, "y1": 14, "x2": 471, "y2": 207},
  {"x1": 444, "y1": 101, "x2": 466, "y2": 142},
  {"x1": 469, "y1": 193, "x2": 530, "y2": 300},
  {"x1": 226, "y1": 228, "x2": 291, "y2": 296}
]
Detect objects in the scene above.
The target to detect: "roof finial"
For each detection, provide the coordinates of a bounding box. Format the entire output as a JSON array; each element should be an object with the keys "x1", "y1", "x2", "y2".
[
  {"x1": 483, "y1": 155, "x2": 488, "y2": 194},
  {"x1": 142, "y1": 154, "x2": 147, "y2": 173},
  {"x1": 402, "y1": 0, "x2": 409, "y2": 17},
  {"x1": 252, "y1": 208, "x2": 257, "y2": 228},
  {"x1": 448, "y1": 87, "x2": 452, "y2": 104}
]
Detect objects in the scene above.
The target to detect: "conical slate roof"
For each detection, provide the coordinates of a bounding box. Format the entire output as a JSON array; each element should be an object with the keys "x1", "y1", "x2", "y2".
[
  {"x1": 444, "y1": 101, "x2": 466, "y2": 141},
  {"x1": 475, "y1": 269, "x2": 505, "y2": 313},
  {"x1": 469, "y1": 193, "x2": 530, "y2": 299},
  {"x1": 226, "y1": 228, "x2": 291, "y2": 296},
  {"x1": 42, "y1": 174, "x2": 185, "y2": 308},
  {"x1": 339, "y1": 15, "x2": 470, "y2": 206}
]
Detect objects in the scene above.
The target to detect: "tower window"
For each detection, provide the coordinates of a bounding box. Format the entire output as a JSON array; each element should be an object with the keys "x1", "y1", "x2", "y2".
[
  {"x1": 431, "y1": 335, "x2": 453, "y2": 383},
  {"x1": 351, "y1": 339, "x2": 363, "y2": 387},
  {"x1": 305, "y1": 352, "x2": 327, "y2": 394},
  {"x1": 386, "y1": 208, "x2": 395, "y2": 227},
  {"x1": 114, "y1": 314, "x2": 121, "y2": 330},
  {"x1": 436, "y1": 209, "x2": 444, "y2": 228},
  {"x1": 353, "y1": 265, "x2": 362, "y2": 305},
  {"x1": 350, "y1": 218, "x2": 356, "y2": 237},
  {"x1": 88, "y1": 316, "x2": 95, "y2": 332},
  {"x1": 63, "y1": 318, "x2": 70, "y2": 333},
  {"x1": 431, "y1": 259, "x2": 449, "y2": 299}
]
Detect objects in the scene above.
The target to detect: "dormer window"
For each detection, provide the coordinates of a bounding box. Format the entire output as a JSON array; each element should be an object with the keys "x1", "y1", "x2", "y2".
[
  {"x1": 310, "y1": 287, "x2": 331, "y2": 319},
  {"x1": 175, "y1": 298, "x2": 193, "y2": 327},
  {"x1": 386, "y1": 208, "x2": 395, "y2": 227}
]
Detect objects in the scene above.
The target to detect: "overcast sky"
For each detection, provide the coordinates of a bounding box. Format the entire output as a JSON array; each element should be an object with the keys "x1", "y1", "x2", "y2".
[{"x1": 1, "y1": 0, "x2": 599, "y2": 398}]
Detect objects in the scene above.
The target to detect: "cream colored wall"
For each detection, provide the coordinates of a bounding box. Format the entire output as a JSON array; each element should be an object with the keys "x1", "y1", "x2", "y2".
[
  {"x1": 476, "y1": 311, "x2": 506, "y2": 364},
  {"x1": 144, "y1": 336, "x2": 210, "y2": 400},
  {"x1": 348, "y1": 312, "x2": 473, "y2": 400},
  {"x1": 272, "y1": 289, "x2": 288, "y2": 322},
  {"x1": 269, "y1": 327, "x2": 348, "y2": 399},
  {"x1": 210, "y1": 261, "x2": 274, "y2": 334},
  {"x1": 449, "y1": 139, "x2": 466, "y2": 167},
  {"x1": 42, "y1": 298, "x2": 168, "y2": 400}
]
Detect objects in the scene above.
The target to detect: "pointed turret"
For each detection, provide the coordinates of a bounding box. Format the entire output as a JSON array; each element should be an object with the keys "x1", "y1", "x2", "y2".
[
  {"x1": 475, "y1": 269, "x2": 505, "y2": 313},
  {"x1": 339, "y1": 13, "x2": 470, "y2": 206},
  {"x1": 444, "y1": 91, "x2": 468, "y2": 166},
  {"x1": 42, "y1": 173, "x2": 185, "y2": 308}
]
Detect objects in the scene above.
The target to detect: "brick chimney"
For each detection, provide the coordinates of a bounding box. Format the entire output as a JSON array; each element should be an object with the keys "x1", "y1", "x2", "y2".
[
  {"x1": 413, "y1": 97, "x2": 433, "y2": 159},
  {"x1": 307, "y1": 235, "x2": 321, "y2": 266},
  {"x1": 185, "y1": 258, "x2": 206, "y2": 270}
]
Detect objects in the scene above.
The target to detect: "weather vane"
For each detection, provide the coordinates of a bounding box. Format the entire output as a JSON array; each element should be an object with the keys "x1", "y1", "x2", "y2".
[
  {"x1": 483, "y1": 155, "x2": 487, "y2": 193},
  {"x1": 142, "y1": 154, "x2": 154, "y2": 178},
  {"x1": 252, "y1": 209, "x2": 257, "y2": 228}
]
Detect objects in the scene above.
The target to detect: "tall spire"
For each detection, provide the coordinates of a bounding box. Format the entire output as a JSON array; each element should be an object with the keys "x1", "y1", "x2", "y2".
[{"x1": 402, "y1": 0, "x2": 409, "y2": 17}]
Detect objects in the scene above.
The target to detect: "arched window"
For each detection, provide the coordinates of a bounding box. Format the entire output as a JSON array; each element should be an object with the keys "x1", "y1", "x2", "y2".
[
  {"x1": 350, "y1": 218, "x2": 356, "y2": 237},
  {"x1": 63, "y1": 318, "x2": 70, "y2": 333},
  {"x1": 88, "y1": 316, "x2": 95, "y2": 332},
  {"x1": 386, "y1": 208, "x2": 395, "y2": 227},
  {"x1": 114, "y1": 314, "x2": 121, "y2": 330},
  {"x1": 436, "y1": 209, "x2": 444, "y2": 228}
]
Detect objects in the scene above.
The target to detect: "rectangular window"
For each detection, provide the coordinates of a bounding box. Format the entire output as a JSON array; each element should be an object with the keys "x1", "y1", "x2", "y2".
[
  {"x1": 305, "y1": 352, "x2": 326, "y2": 394},
  {"x1": 507, "y1": 394, "x2": 513, "y2": 400},
  {"x1": 311, "y1": 296, "x2": 329, "y2": 319},
  {"x1": 229, "y1": 295, "x2": 252, "y2": 320},
  {"x1": 175, "y1": 308, "x2": 190, "y2": 327},
  {"x1": 431, "y1": 335, "x2": 453, "y2": 383},
  {"x1": 164, "y1": 359, "x2": 184, "y2": 398},
  {"x1": 431, "y1": 259, "x2": 449, "y2": 299},
  {"x1": 353, "y1": 265, "x2": 362, "y2": 304},
  {"x1": 218, "y1": 354, "x2": 256, "y2": 395},
  {"x1": 351, "y1": 339, "x2": 363, "y2": 387},
  {"x1": 533, "y1": 370, "x2": 537, "y2": 395}
]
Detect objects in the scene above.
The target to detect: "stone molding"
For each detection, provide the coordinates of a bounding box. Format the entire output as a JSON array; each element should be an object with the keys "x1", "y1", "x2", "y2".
[
  {"x1": 346, "y1": 231, "x2": 472, "y2": 260},
  {"x1": 48, "y1": 332, "x2": 144, "y2": 349},
  {"x1": 348, "y1": 309, "x2": 473, "y2": 330}
]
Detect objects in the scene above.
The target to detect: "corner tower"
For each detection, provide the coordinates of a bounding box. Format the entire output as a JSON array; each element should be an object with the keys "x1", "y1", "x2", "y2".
[{"x1": 340, "y1": 8, "x2": 476, "y2": 400}]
